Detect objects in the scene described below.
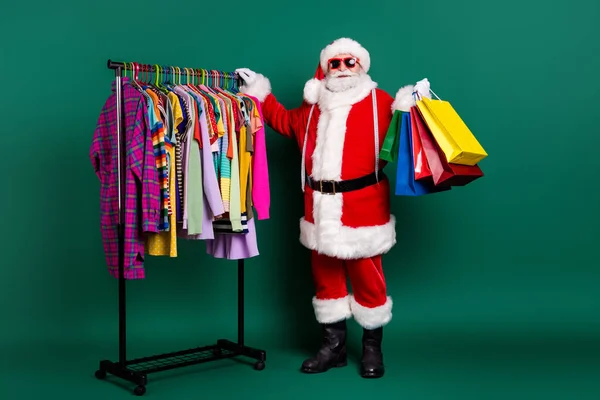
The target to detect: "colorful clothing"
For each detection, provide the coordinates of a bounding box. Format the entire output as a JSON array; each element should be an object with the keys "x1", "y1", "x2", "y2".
[
  {"x1": 91, "y1": 75, "x2": 272, "y2": 278},
  {"x1": 146, "y1": 96, "x2": 178, "y2": 257},
  {"x1": 145, "y1": 89, "x2": 169, "y2": 231},
  {"x1": 167, "y1": 91, "x2": 185, "y2": 215},
  {"x1": 186, "y1": 98, "x2": 204, "y2": 235},
  {"x1": 247, "y1": 95, "x2": 270, "y2": 220},
  {"x1": 90, "y1": 78, "x2": 159, "y2": 279}
]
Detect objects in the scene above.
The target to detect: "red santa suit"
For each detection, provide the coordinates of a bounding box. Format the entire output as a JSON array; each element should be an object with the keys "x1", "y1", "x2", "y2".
[{"x1": 239, "y1": 38, "x2": 416, "y2": 330}]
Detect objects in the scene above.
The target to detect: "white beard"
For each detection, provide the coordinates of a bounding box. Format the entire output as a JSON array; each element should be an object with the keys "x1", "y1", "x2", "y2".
[
  {"x1": 324, "y1": 70, "x2": 363, "y2": 92},
  {"x1": 302, "y1": 70, "x2": 377, "y2": 110}
]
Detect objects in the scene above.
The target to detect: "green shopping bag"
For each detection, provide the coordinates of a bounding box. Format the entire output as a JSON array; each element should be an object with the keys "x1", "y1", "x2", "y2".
[{"x1": 379, "y1": 110, "x2": 401, "y2": 162}]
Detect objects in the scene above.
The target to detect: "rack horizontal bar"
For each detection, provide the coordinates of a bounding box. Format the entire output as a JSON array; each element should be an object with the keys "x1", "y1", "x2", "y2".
[{"x1": 107, "y1": 58, "x2": 241, "y2": 79}]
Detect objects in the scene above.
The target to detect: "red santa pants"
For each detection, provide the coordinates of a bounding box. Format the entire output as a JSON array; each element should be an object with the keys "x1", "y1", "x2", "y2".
[{"x1": 310, "y1": 250, "x2": 393, "y2": 329}]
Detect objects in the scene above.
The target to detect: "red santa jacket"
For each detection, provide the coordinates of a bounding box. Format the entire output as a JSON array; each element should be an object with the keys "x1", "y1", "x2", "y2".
[{"x1": 242, "y1": 73, "x2": 414, "y2": 260}]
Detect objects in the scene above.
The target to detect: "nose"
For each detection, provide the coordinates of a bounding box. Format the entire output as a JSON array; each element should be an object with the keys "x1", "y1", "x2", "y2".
[{"x1": 339, "y1": 63, "x2": 347, "y2": 71}]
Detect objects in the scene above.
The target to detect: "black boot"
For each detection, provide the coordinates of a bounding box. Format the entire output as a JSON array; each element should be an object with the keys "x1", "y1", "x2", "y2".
[
  {"x1": 301, "y1": 320, "x2": 348, "y2": 373},
  {"x1": 360, "y1": 327, "x2": 384, "y2": 378}
]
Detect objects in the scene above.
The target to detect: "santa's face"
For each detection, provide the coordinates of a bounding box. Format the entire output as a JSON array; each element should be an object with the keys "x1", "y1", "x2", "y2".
[{"x1": 324, "y1": 53, "x2": 363, "y2": 92}]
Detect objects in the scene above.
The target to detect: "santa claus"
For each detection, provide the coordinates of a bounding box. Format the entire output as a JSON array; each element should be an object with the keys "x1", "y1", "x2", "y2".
[{"x1": 236, "y1": 37, "x2": 430, "y2": 378}]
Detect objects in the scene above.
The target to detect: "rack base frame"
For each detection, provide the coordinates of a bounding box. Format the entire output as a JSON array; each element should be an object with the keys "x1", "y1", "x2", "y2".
[{"x1": 95, "y1": 339, "x2": 266, "y2": 396}]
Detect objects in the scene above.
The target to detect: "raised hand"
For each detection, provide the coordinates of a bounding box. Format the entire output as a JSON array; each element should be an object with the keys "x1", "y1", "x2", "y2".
[
  {"x1": 235, "y1": 68, "x2": 258, "y2": 86},
  {"x1": 414, "y1": 78, "x2": 431, "y2": 99}
]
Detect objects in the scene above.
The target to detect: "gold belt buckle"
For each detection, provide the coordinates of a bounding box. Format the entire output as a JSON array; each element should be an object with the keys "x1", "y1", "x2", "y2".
[{"x1": 319, "y1": 180, "x2": 336, "y2": 195}]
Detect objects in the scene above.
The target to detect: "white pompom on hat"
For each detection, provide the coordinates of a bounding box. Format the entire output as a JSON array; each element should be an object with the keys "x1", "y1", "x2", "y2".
[{"x1": 303, "y1": 63, "x2": 325, "y2": 104}]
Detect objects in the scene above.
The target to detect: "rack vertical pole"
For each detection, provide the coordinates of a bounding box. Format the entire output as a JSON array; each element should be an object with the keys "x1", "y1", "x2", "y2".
[
  {"x1": 114, "y1": 65, "x2": 127, "y2": 366},
  {"x1": 238, "y1": 259, "x2": 244, "y2": 346}
]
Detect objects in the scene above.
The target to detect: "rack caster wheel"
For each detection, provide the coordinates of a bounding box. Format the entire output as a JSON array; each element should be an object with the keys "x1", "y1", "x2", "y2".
[
  {"x1": 254, "y1": 361, "x2": 265, "y2": 371},
  {"x1": 95, "y1": 369, "x2": 106, "y2": 379},
  {"x1": 134, "y1": 385, "x2": 146, "y2": 396}
]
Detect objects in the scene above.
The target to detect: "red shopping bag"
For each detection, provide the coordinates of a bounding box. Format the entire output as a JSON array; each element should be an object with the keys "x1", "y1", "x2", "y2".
[
  {"x1": 412, "y1": 106, "x2": 484, "y2": 186},
  {"x1": 409, "y1": 109, "x2": 432, "y2": 180}
]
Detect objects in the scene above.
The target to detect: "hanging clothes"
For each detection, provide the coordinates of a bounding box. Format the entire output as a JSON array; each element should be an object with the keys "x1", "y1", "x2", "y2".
[
  {"x1": 90, "y1": 78, "x2": 159, "y2": 280},
  {"x1": 146, "y1": 95, "x2": 178, "y2": 257},
  {"x1": 90, "y1": 69, "x2": 271, "y2": 279}
]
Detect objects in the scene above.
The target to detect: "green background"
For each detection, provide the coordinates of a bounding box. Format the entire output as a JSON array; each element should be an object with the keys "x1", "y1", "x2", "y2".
[{"x1": 1, "y1": 0, "x2": 599, "y2": 399}]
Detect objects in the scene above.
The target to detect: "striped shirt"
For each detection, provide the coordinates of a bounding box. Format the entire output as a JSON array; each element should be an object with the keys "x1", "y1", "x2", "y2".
[
  {"x1": 167, "y1": 91, "x2": 186, "y2": 219},
  {"x1": 90, "y1": 78, "x2": 160, "y2": 279},
  {"x1": 145, "y1": 89, "x2": 169, "y2": 231}
]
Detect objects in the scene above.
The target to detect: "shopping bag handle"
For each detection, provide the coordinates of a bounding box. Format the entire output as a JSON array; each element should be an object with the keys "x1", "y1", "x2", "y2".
[{"x1": 413, "y1": 88, "x2": 441, "y2": 101}]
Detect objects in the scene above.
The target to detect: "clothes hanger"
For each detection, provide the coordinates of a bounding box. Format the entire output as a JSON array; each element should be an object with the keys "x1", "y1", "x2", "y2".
[
  {"x1": 214, "y1": 71, "x2": 237, "y2": 97},
  {"x1": 196, "y1": 69, "x2": 216, "y2": 96},
  {"x1": 141, "y1": 64, "x2": 161, "y2": 96},
  {"x1": 165, "y1": 66, "x2": 175, "y2": 90},
  {"x1": 213, "y1": 70, "x2": 247, "y2": 129},
  {"x1": 167, "y1": 66, "x2": 173, "y2": 86},
  {"x1": 204, "y1": 70, "x2": 222, "y2": 95},
  {"x1": 131, "y1": 62, "x2": 154, "y2": 106},
  {"x1": 183, "y1": 67, "x2": 200, "y2": 94},
  {"x1": 153, "y1": 64, "x2": 169, "y2": 95},
  {"x1": 181, "y1": 67, "x2": 193, "y2": 91},
  {"x1": 231, "y1": 72, "x2": 242, "y2": 93},
  {"x1": 225, "y1": 72, "x2": 241, "y2": 94},
  {"x1": 227, "y1": 72, "x2": 237, "y2": 91},
  {"x1": 130, "y1": 62, "x2": 143, "y2": 91}
]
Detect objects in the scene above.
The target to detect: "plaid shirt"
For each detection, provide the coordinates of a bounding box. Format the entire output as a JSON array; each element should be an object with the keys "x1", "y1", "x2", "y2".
[{"x1": 90, "y1": 78, "x2": 160, "y2": 279}]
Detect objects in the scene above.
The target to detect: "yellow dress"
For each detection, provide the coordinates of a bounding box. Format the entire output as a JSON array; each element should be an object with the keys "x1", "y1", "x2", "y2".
[
  {"x1": 146, "y1": 143, "x2": 177, "y2": 257},
  {"x1": 146, "y1": 93, "x2": 178, "y2": 257}
]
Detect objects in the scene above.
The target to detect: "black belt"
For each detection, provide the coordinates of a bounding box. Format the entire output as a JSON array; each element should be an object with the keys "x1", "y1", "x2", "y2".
[{"x1": 305, "y1": 170, "x2": 386, "y2": 194}]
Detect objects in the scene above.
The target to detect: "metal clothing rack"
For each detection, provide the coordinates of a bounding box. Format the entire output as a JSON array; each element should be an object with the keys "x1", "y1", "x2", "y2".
[{"x1": 94, "y1": 59, "x2": 266, "y2": 396}]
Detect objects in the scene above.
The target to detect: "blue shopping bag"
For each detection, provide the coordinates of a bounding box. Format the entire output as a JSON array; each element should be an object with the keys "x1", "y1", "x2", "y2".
[{"x1": 394, "y1": 111, "x2": 451, "y2": 196}]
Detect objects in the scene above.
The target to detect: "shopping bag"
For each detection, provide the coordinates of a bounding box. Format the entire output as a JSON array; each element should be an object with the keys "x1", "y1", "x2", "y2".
[
  {"x1": 416, "y1": 94, "x2": 487, "y2": 166},
  {"x1": 394, "y1": 110, "x2": 451, "y2": 196},
  {"x1": 380, "y1": 110, "x2": 400, "y2": 162},
  {"x1": 409, "y1": 109, "x2": 432, "y2": 180},
  {"x1": 412, "y1": 106, "x2": 484, "y2": 186}
]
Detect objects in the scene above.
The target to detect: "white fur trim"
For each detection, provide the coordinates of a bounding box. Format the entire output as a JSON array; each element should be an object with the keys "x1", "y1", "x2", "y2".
[
  {"x1": 310, "y1": 74, "x2": 376, "y2": 180},
  {"x1": 350, "y1": 294, "x2": 393, "y2": 329},
  {"x1": 298, "y1": 73, "x2": 394, "y2": 259},
  {"x1": 303, "y1": 78, "x2": 323, "y2": 105},
  {"x1": 392, "y1": 85, "x2": 415, "y2": 112},
  {"x1": 311, "y1": 104, "x2": 347, "y2": 180},
  {"x1": 312, "y1": 295, "x2": 352, "y2": 323},
  {"x1": 240, "y1": 73, "x2": 271, "y2": 102},
  {"x1": 300, "y1": 214, "x2": 396, "y2": 259},
  {"x1": 320, "y1": 37, "x2": 370, "y2": 73},
  {"x1": 318, "y1": 74, "x2": 378, "y2": 112}
]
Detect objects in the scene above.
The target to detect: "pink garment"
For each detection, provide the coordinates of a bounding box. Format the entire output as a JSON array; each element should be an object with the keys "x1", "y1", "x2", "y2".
[{"x1": 247, "y1": 95, "x2": 270, "y2": 220}]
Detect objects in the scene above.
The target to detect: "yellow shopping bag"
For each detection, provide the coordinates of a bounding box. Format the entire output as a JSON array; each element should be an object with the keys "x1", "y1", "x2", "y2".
[{"x1": 416, "y1": 94, "x2": 487, "y2": 166}]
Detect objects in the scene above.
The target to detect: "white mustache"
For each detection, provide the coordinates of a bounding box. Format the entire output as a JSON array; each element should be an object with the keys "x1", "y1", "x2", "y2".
[{"x1": 329, "y1": 70, "x2": 359, "y2": 78}]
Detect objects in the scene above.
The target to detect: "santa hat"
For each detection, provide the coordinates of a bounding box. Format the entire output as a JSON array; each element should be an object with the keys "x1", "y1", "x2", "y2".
[
  {"x1": 303, "y1": 38, "x2": 371, "y2": 104},
  {"x1": 319, "y1": 37, "x2": 371, "y2": 74}
]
